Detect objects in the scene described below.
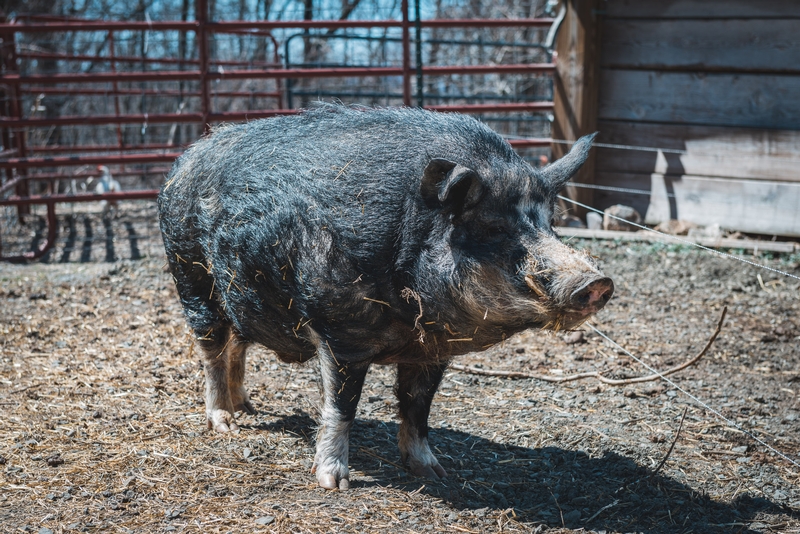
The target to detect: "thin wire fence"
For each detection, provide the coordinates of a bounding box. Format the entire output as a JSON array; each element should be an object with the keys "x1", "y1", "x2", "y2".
[
  {"x1": 561, "y1": 137, "x2": 799, "y2": 469},
  {"x1": 565, "y1": 181, "x2": 676, "y2": 198},
  {"x1": 588, "y1": 324, "x2": 800, "y2": 470},
  {"x1": 558, "y1": 195, "x2": 800, "y2": 282},
  {"x1": 558, "y1": 193, "x2": 800, "y2": 470}
]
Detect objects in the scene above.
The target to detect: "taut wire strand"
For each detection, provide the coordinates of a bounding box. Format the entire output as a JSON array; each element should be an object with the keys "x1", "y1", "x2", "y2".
[
  {"x1": 588, "y1": 323, "x2": 800, "y2": 470},
  {"x1": 557, "y1": 195, "x2": 800, "y2": 282}
]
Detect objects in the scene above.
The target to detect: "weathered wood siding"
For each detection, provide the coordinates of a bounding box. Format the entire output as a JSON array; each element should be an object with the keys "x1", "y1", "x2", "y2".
[
  {"x1": 552, "y1": 0, "x2": 603, "y2": 217},
  {"x1": 593, "y1": 0, "x2": 800, "y2": 236}
]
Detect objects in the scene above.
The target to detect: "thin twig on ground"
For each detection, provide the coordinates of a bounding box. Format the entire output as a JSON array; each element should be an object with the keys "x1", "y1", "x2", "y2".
[
  {"x1": 651, "y1": 406, "x2": 689, "y2": 479},
  {"x1": 449, "y1": 307, "x2": 727, "y2": 385},
  {"x1": 10, "y1": 383, "x2": 43, "y2": 395},
  {"x1": 584, "y1": 498, "x2": 620, "y2": 523}
]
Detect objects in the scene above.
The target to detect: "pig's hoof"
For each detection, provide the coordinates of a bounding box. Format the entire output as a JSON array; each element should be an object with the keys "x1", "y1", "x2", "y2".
[
  {"x1": 235, "y1": 400, "x2": 257, "y2": 415},
  {"x1": 317, "y1": 472, "x2": 350, "y2": 490},
  {"x1": 206, "y1": 409, "x2": 239, "y2": 433},
  {"x1": 312, "y1": 460, "x2": 350, "y2": 490},
  {"x1": 400, "y1": 439, "x2": 447, "y2": 480},
  {"x1": 399, "y1": 438, "x2": 447, "y2": 480},
  {"x1": 232, "y1": 389, "x2": 257, "y2": 415},
  {"x1": 409, "y1": 460, "x2": 447, "y2": 480}
]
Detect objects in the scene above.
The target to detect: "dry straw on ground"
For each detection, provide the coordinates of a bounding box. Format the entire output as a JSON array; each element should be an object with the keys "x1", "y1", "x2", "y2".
[{"x1": 1, "y1": 205, "x2": 799, "y2": 533}]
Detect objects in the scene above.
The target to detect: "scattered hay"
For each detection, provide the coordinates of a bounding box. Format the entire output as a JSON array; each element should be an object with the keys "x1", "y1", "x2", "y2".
[{"x1": 1, "y1": 212, "x2": 799, "y2": 533}]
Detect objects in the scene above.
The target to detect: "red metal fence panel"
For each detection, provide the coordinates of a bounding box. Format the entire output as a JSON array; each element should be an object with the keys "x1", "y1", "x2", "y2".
[{"x1": 0, "y1": 0, "x2": 558, "y2": 261}]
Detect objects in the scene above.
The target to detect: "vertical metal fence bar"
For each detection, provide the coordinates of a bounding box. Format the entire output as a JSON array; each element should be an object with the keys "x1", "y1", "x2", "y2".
[
  {"x1": 3, "y1": 25, "x2": 29, "y2": 220},
  {"x1": 0, "y1": 14, "x2": 15, "y2": 203},
  {"x1": 109, "y1": 30, "x2": 125, "y2": 150},
  {"x1": 414, "y1": 0, "x2": 423, "y2": 108},
  {"x1": 401, "y1": 0, "x2": 412, "y2": 107},
  {"x1": 197, "y1": 0, "x2": 211, "y2": 131}
]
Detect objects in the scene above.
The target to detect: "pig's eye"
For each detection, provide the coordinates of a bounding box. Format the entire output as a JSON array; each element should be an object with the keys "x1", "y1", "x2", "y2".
[{"x1": 485, "y1": 224, "x2": 510, "y2": 238}]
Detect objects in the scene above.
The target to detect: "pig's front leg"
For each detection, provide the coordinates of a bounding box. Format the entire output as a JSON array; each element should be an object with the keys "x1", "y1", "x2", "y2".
[
  {"x1": 396, "y1": 362, "x2": 448, "y2": 479},
  {"x1": 227, "y1": 340, "x2": 256, "y2": 416},
  {"x1": 313, "y1": 346, "x2": 370, "y2": 490}
]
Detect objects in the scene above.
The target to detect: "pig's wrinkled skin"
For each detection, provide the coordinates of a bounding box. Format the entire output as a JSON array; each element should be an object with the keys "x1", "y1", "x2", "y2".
[{"x1": 158, "y1": 105, "x2": 613, "y2": 490}]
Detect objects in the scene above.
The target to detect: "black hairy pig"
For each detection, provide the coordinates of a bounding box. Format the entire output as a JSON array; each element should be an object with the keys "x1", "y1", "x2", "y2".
[{"x1": 158, "y1": 105, "x2": 613, "y2": 490}]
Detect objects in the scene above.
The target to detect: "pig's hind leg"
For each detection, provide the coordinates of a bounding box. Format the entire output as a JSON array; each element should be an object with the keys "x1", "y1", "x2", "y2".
[
  {"x1": 312, "y1": 345, "x2": 370, "y2": 490},
  {"x1": 396, "y1": 363, "x2": 448, "y2": 479},
  {"x1": 227, "y1": 337, "x2": 256, "y2": 416},
  {"x1": 167, "y1": 252, "x2": 245, "y2": 432}
]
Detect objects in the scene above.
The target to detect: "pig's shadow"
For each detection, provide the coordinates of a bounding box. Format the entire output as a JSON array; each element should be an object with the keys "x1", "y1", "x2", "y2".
[{"x1": 255, "y1": 412, "x2": 795, "y2": 534}]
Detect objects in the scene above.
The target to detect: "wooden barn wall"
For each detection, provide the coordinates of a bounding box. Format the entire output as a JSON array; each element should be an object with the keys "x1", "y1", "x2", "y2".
[{"x1": 593, "y1": 0, "x2": 800, "y2": 237}]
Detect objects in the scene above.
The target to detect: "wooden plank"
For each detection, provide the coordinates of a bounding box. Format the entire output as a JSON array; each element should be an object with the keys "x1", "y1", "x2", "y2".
[
  {"x1": 601, "y1": 19, "x2": 800, "y2": 73},
  {"x1": 661, "y1": 175, "x2": 800, "y2": 236},
  {"x1": 555, "y1": 227, "x2": 800, "y2": 253},
  {"x1": 604, "y1": 0, "x2": 799, "y2": 19},
  {"x1": 593, "y1": 172, "x2": 800, "y2": 237},
  {"x1": 595, "y1": 121, "x2": 800, "y2": 182},
  {"x1": 598, "y1": 69, "x2": 800, "y2": 129},
  {"x1": 552, "y1": 0, "x2": 602, "y2": 216},
  {"x1": 590, "y1": 171, "x2": 653, "y2": 218}
]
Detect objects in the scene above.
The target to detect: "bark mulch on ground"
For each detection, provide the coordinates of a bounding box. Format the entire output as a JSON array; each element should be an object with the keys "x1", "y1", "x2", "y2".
[{"x1": 1, "y1": 204, "x2": 799, "y2": 533}]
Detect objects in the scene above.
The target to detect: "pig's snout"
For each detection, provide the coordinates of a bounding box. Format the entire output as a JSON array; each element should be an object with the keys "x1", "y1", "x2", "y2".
[
  {"x1": 520, "y1": 235, "x2": 613, "y2": 328},
  {"x1": 570, "y1": 277, "x2": 614, "y2": 315}
]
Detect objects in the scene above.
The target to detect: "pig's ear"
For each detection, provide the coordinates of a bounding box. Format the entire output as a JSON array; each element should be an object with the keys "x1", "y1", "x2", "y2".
[
  {"x1": 420, "y1": 158, "x2": 484, "y2": 211},
  {"x1": 541, "y1": 133, "x2": 597, "y2": 189}
]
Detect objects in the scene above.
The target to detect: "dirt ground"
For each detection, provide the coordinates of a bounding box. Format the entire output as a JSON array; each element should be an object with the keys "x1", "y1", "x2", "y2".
[{"x1": 1, "y1": 202, "x2": 799, "y2": 533}]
